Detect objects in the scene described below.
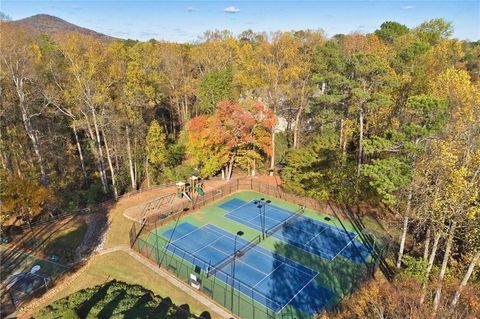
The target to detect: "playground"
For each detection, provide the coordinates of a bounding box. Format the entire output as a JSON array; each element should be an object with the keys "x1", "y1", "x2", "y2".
[
  {"x1": 131, "y1": 184, "x2": 379, "y2": 319},
  {"x1": 123, "y1": 176, "x2": 222, "y2": 223}
]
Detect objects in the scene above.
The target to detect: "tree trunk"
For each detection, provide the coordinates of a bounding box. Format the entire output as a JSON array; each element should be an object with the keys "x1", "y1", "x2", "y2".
[
  {"x1": 0, "y1": 130, "x2": 8, "y2": 172},
  {"x1": 423, "y1": 226, "x2": 431, "y2": 261},
  {"x1": 183, "y1": 92, "x2": 189, "y2": 123},
  {"x1": 83, "y1": 113, "x2": 108, "y2": 192},
  {"x1": 396, "y1": 187, "x2": 413, "y2": 268},
  {"x1": 357, "y1": 108, "x2": 364, "y2": 177},
  {"x1": 101, "y1": 125, "x2": 118, "y2": 199},
  {"x1": 72, "y1": 124, "x2": 87, "y2": 179},
  {"x1": 339, "y1": 118, "x2": 344, "y2": 152},
  {"x1": 0, "y1": 151, "x2": 7, "y2": 172},
  {"x1": 134, "y1": 136, "x2": 138, "y2": 187},
  {"x1": 427, "y1": 232, "x2": 441, "y2": 274},
  {"x1": 126, "y1": 125, "x2": 136, "y2": 189},
  {"x1": 433, "y1": 220, "x2": 457, "y2": 313},
  {"x1": 420, "y1": 230, "x2": 441, "y2": 304},
  {"x1": 293, "y1": 80, "x2": 306, "y2": 149},
  {"x1": 270, "y1": 128, "x2": 275, "y2": 176},
  {"x1": 89, "y1": 108, "x2": 108, "y2": 192},
  {"x1": 146, "y1": 157, "x2": 150, "y2": 188},
  {"x1": 8, "y1": 64, "x2": 48, "y2": 185},
  {"x1": 448, "y1": 251, "x2": 480, "y2": 314},
  {"x1": 175, "y1": 100, "x2": 183, "y2": 127},
  {"x1": 226, "y1": 154, "x2": 235, "y2": 181},
  {"x1": 19, "y1": 101, "x2": 48, "y2": 185}
]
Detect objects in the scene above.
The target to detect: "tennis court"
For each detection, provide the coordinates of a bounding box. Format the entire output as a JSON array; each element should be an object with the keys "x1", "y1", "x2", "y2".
[
  {"x1": 1, "y1": 248, "x2": 70, "y2": 304},
  {"x1": 221, "y1": 198, "x2": 371, "y2": 263},
  {"x1": 162, "y1": 223, "x2": 333, "y2": 313}
]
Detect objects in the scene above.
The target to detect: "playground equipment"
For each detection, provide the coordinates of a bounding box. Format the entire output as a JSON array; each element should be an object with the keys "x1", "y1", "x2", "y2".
[
  {"x1": 176, "y1": 181, "x2": 191, "y2": 201},
  {"x1": 189, "y1": 176, "x2": 205, "y2": 197},
  {"x1": 175, "y1": 176, "x2": 205, "y2": 201}
]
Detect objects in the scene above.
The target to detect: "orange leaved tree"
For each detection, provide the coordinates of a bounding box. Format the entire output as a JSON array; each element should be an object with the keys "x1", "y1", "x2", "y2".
[{"x1": 185, "y1": 100, "x2": 275, "y2": 179}]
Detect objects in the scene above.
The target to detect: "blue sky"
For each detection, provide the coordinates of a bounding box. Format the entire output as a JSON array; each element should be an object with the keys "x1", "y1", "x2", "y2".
[{"x1": 2, "y1": 1, "x2": 479, "y2": 42}]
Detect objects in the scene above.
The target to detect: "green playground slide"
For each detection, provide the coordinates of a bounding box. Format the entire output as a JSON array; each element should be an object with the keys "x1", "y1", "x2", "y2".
[{"x1": 196, "y1": 186, "x2": 205, "y2": 196}]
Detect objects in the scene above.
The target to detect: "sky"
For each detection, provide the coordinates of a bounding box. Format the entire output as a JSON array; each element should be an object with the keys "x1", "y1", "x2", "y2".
[{"x1": 2, "y1": 1, "x2": 479, "y2": 42}]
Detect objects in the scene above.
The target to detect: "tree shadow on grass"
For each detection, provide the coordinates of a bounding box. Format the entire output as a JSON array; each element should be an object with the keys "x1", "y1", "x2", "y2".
[
  {"x1": 76, "y1": 280, "x2": 115, "y2": 317},
  {"x1": 199, "y1": 311, "x2": 211, "y2": 319},
  {"x1": 176, "y1": 304, "x2": 192, "y2": 319},
  {"x1": 122, "y1": 293, "x2": 172, "y2": 318},
  {"x1": 97, "y1": 289, "x2": 126, "y2": 318},
  {"x1": 153, "y1": 296, "x2": 173, "y2": 318}
]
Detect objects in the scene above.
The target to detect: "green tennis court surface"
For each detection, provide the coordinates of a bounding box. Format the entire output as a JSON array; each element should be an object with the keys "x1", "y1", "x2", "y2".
[{"x1": 139, "y1": 191, "x2": 376, "y2": 318}]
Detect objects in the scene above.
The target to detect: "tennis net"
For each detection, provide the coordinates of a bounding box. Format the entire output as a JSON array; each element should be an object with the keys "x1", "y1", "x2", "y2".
[
  {"x1": 265, "y1": 207, "x2": 305, "y2": 237},
  {"x1": 206, "y1": 234, "x2": 261, "y2": 277}
]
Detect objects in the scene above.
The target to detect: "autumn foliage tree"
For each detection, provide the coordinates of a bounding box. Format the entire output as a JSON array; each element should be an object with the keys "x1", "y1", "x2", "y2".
[
  {"x1": 1, "y1": 175, "x2": 56, "y2": 229},
  {"x1": 185, "y1": 100, "x2": 275, "y2": 179}
]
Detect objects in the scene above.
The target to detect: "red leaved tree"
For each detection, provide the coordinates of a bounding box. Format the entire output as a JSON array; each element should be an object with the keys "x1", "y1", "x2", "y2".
[{"x1": 185, "y1": 100, "x2": 275, "y2": 179}]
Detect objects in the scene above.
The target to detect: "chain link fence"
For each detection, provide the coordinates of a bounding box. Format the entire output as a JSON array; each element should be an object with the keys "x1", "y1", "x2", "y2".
[{"x1": 129, "y1": 177, "x2": 385, "y2": 319}]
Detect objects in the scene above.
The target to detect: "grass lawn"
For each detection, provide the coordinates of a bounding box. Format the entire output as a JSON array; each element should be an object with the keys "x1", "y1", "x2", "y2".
[
  {"x1": 104, "y1": 191, "x2": 166, "y2": 249},
  {"x1": 0, "y1": 218, "x2": 86, "y2": 282},
  {"x1": 35, "y1": 250, "x2": 221, "y2": 318},
  {"x1": 39, "y1": 219, "x2": 87, "y2": 263}
]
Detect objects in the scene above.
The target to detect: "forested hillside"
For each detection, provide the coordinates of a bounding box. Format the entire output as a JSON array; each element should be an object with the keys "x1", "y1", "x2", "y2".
[
  {"x1": 8, "y1": 14, "x2": 117, "y2": 43},
  {"x1": 1, "y1": 18, "x2": 479, "y2": 317}
]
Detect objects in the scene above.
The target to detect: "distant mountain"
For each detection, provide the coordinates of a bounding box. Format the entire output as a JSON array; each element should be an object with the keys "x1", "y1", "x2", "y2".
[{"x1": 8, "y1": 14, "x2": 118, "y2": 42}]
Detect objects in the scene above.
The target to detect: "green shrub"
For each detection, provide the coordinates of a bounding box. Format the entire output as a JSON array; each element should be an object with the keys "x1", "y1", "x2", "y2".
[{"x1": 34, "y1": 280, "x2": 194, "y2": 319}]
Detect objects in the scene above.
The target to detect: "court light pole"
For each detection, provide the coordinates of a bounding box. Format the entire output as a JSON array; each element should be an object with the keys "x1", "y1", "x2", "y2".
[
  {"x1": 264, "y1": 200, "x2": 271, "y2": 235},
  {"x1": 231, "y1": 230, "x2": 244, "y2": 312},
  {"x1": 257, "y1": 204, "x2": 264, "y2": 238},
  {"x1": 260, "y1": 198, "x2": 266, "y2": 238}
]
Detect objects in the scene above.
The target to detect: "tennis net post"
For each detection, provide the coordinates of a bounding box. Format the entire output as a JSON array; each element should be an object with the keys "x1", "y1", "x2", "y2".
[
  {"x1": 206, "y1": 234, "x2": 261, "y2": 277},
  {"x1": 265, "y1": 206, "x2": 305, "y2": 238}
]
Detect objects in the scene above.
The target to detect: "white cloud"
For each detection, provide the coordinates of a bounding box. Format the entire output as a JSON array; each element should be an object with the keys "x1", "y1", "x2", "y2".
[
  {"x1": 402, "y1": 5, "x2": 415, "y2": 10},
  {"x1": 224, "y1": 6, "x2": 240, "y2": 13}
]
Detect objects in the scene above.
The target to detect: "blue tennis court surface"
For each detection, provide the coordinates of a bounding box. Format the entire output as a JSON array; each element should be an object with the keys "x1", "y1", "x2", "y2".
[
  {"x1": 220, "y1": 198, "x2": 371, "y2": 263},
  {"x1": 163, "y1": 223, "x2": 333, "y2": 314}
]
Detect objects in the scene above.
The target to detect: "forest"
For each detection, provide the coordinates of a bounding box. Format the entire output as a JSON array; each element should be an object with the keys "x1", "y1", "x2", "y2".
[{"x1": 0, "y1": 17, "x2": 479, "y2": 317}]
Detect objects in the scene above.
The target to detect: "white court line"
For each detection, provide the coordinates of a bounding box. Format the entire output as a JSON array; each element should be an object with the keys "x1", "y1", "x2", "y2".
[
  {"x1": 234, "y1": 258, "x2": 270, "y2": 276},
  {"x1": 223, "y1": 199, "x2": 257, "y2": 217},
  {"x1": 330, "y1": 233, "x2": 358, "y2": 261},
  {"x1": 304, "y1": 226, "x2": 329, "y2": 246},
  {"x1": 245, "y1": 210, "x2": 264, "y2": 223},
  {"x1": 265, "y1": 207, "x2": 293, "y2": 223},
  {"x1": 251, "y1": 262, "x2": 288, "y2": 289},
  {"x1": 228, "y1": 211, "x2": 342, "y2": 264},
  {"x1": 193, "y1": 234, "x2": 230, "y2": 255},
  {"x1": 246, "y1": 244, "x2": 317, "y2": 278},
  {"x1": 276, "y1": 273, "x2": 319, "y2": 314},
  {"x1": 171, "y1": 224, "x2": 230, "y2": 256},
  {"x1": 167, "y1": 226, "x2": 206, "y2": 246},
  {"x1": 227, "y1": 212, "x2": 263, "y2": 231},
  {"x1": 205, "y1": 224, "x2": 317, "y2": 278}
]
